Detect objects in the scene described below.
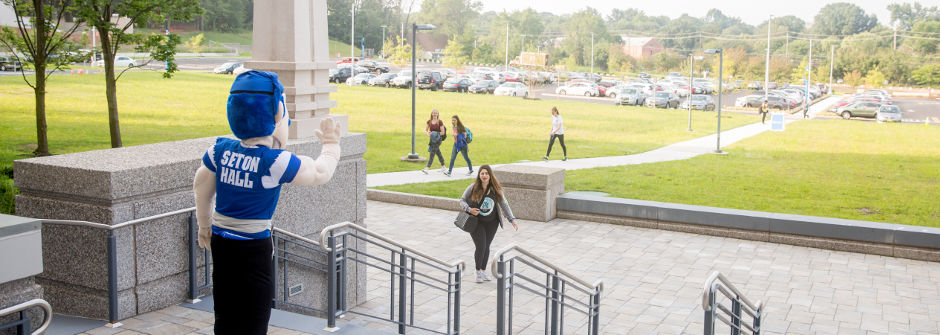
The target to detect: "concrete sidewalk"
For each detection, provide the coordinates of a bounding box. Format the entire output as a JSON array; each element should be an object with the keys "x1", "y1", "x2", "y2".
[{"x1": 368, "y1": 96, "x2": 840, "y2": 188}]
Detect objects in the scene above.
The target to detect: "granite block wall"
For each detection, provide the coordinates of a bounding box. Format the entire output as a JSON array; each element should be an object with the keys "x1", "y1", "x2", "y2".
[
  {"x1": 492, "y1": 165, "x2": 565, "y2": 222},
  {"x1": 13, "y1": 133, "x2": 367, "y2": 321}
]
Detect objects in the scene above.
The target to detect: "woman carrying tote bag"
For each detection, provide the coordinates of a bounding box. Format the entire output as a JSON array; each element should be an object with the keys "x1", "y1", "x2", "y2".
[{"x1": 458, "y1": 165, "x2": 519, "y2": 283}]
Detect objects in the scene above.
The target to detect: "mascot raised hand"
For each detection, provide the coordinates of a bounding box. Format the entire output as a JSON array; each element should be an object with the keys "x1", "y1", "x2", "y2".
[{"x1": 193, "y1": 70, "x2": 341, "y2": 334}]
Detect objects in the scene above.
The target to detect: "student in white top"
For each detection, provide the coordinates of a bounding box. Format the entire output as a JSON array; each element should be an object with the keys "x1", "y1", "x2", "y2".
[{"x1": 542, "y1": 106, "x2": 567, "y2": 161}]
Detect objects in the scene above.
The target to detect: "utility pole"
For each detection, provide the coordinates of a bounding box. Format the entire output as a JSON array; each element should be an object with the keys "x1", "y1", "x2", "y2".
[
  {"x1": 765, "y1": 15, "x2": 772, "y2": 102},
  {"x1": 521, "y1": 34, "x2": 526, "y2": 53},
  {"x1": 381, "y1": 25, "x2": 387, "y2": 57},
  {"x1": 590, "y1": 32, "x2": 595, "y2": 77},
  {"x1": 829, "y1": 45, "x2": 834, "y2": 93},
  {"x1": 350, "y1": 1, "x2": 355, "y2": 60},
  {"x1": 893, "y1": 26, "x2": 897, "y2": 50},
  {"x1": 785, "y1": 31, "x2": 789, "y2": 62},
  {"x1": 805, "y1": 39, "x2": 812, "y2": 118},
  {"x1": 504, "y1": 22, "x2": 509, "y2": 70}
]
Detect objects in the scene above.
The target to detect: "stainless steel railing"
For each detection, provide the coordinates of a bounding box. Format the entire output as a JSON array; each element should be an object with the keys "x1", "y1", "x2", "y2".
[
  {"x1": 0, "y1": 299, "x2": 52, "y2": 335},
  {"x1": 319, "y1": 222, "x2": 465, "y2": 334},
  {"x1": 490, "y1": 243, "x2": 603, "y2": 335},
  {"x1": 702, "y1": 271, "x2": 764, "y2": 335}
]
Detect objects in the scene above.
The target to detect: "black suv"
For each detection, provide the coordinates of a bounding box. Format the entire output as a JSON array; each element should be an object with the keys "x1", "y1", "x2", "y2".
[
  {"x1": 416, "y1": 71, "x2": 444, "y2": 91},
  {"x1": 329, "y1": 67, "x2": 353, "y2": 83}
]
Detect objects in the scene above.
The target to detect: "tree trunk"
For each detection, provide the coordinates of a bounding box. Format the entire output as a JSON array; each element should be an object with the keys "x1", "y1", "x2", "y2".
[
  {"x1": 33, "y1": 62, "x2": 50, "y2": 156},
  {"x1": 99, "y1": 27, "x2": 122, "y2": 148}
]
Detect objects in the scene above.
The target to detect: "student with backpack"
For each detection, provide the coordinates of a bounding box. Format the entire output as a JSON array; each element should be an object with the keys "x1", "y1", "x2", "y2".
[
  {"x1": 422, "y1": 109, "x2": 447, "y2": 174},
  {"x1": 445, "y1": 115, "x2": 473, "y2": 177}
]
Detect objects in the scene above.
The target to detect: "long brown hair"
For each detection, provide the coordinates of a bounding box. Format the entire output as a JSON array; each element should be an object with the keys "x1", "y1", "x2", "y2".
[
  {"x1": 427, "y1": 109, "x2": 442, "y2": 126},
  {"x1": 452, "y1": 115, "x2": 466, "y2": 134},
  {"x1": 471, "y1": 165, "x2": 503, "y2": 203}
]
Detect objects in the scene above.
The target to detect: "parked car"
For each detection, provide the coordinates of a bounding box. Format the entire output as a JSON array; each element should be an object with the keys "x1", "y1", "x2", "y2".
[
  {"x1": 746, "y1": 81, "x2": 762, "y2": 90},
  {"x1": 493, "y1": 82, "x2": 528, "y2": 97},
  {"x1": 336, "y1": 57, "x2": 359, "y2": 64},
  {"x1": 329, "y1": 67, "x2": 353, "y2": 83},
  {"x1": 614, "y1": 87, "x2": 645, "y2": 106},
  {"x1": 443, "y1": 78, "x2": 474, "y2": 92},
  {"x1": 368, "y1": 73, "x2": 397, "y2": 87},
  {"x1": 680, "y1": 95, "x2": 716, "y2": 111},
  {"x1": 0, "y1": 56, "x2": 23, "y2": 71},
  {"x1": 735, "y1": 95, "x2": 763, "y2": 108},
  {"x1": 876, "y1": 105, "x2": 902, "y2": 123},
  {"x1": 389, "y1": 70, "x2": 413, "y2": 88},
  {"x1": 213, "y1": 62, "x2": 243, "y2": 74},
  {"x1": 417, "y1": 71, "x2": 444, "y2": 91},
  {"x1": 94, "y1": 56, "x2": 136, "y2": 67},
  {"x1": 356, "y1": 60, "x2": 389, "y2": 73},
  {"x1": 466, "y1": 80, "x2": 495, "y2": 94},
  {"x1": 646, "y1": 92, "x2": 680, "y2": 108},
  {"x1": 345, "y1": 72, "x2": 375, "y2": 86},
  {"x1": 555, "y1": 82, "x2": 598, "y2": 96},
  {"x1": 836, "y1": 101, "x2": 881, "y2": 119}
]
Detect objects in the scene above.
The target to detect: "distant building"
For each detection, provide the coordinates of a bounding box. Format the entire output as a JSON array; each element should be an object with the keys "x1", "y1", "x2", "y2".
[
  {"x1": 620, "y1": 36, "x2": 663, "y2": 59},
  {"x1": 1, "y1": 4, "x2": 21, "y2": 28}
]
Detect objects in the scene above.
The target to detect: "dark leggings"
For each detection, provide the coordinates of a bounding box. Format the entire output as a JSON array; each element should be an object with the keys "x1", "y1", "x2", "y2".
[
  {"x1": 427, "y1": 147, "x2": 444, "y2": 168},
  {"x1": 761, "y1": 111, "x2": 767, "y2": 123},
  {"x1": 448, "y1": 145, "x2": 472, "y2": 174},
  {"x1": 211, "y1": 235, "x2": 274, "y2": 335},
  {"x1": 471, "y1": 220, "x2": 499, "y2": 270},
  {"x1": 546, "y1": 134, "x2": 567, "y2": 157}
]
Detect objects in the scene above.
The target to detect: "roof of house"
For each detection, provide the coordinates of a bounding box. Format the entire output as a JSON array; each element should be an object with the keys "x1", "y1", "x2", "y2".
[{"x1": 620, "y1": 36, "x2": 658, "y2": 47}]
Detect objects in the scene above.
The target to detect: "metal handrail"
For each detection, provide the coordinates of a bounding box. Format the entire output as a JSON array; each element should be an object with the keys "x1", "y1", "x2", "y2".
[
  {"x1": 490, "y1": 243, "x2": 604, "y2": 294},
  {"x1": 702, "y1": 272, "x2": 762, "y2": 313},
  {"x1": 40, "y1": 207, "x2": 197, "y2": 230},
  {"x1": 319, "y1": 221, "x2": 465, "y2": 270},
  {"x1": 273, "y1": 227, "x2": 321, "y2": 247},
  {"x1": 0, "y1": 299, "x2": 53, "y2": 335}
]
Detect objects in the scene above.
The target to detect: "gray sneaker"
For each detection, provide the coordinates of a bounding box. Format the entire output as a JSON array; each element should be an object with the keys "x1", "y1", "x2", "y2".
[
  {"x1": 421, "y1": 167, "x2": 429, "y2": 174},
  {"x1": 475, "y1": 271, "x2": 484, "y2": 283}
]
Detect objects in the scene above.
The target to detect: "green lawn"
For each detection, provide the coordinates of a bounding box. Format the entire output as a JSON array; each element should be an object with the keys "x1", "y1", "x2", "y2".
[{"x1": 378, "y1": 120, "x2": 940, "y2": 227}]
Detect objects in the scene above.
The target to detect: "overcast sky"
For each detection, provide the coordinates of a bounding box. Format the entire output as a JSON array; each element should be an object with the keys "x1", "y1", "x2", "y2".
[{"x1": 473, "y1": 0, "x2": 899, "y2": 28}]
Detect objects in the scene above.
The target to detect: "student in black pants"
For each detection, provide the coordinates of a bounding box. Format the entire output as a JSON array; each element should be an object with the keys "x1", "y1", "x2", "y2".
[
  {"x1": 542, "y1": 107, "x2": 567, "y2": 161},
  {"x1": 458, "y1": 165, "x2": 519, "y2": 283}
]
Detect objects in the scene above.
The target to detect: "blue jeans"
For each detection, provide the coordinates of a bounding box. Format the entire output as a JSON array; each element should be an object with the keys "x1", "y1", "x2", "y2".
[{"x1": 448, "y1": 145, "x2": 472, "y2": 174}]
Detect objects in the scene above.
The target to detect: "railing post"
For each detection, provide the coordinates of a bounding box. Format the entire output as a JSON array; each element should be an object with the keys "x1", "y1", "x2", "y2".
[
  {"x1": 398, "y1": 250, "x2": 407, "y2": 334},
  {"x1": 106, "y1": 230, "x2": 120, "y2": 327},
  {"x1": 754, "y1": 305, "x2": 762, "y2": 335},
  {"x1": 187, "y1": 213, "x2": 198, "y2": 302},
  {"x1": 272, "y1": 235, "x2": 280, "y2": 309},
  {"x1": 496, "y1": 258, "x2": 506, "y2": 335},
  {"x1": 17, "y1": 310, "x2": 30, "y2": 334},
  {"x1": 704, "y1": 284, "x2": 716, "y2": 335},
  {"x1": 731, "y1": 297, "x2": 741, "y2": 335},
  {"x1": 550, "y1": 273, "x2": 560, "y2": 335},
  {"x1": 325, "y1": 233, "x2": 338, "y2": 331},
  {"x1": 592, "y1": 291, "x2": 600, "y2": 335},
  {"x1": 454, "y1": 267, "x2": 461, "y2": 335}
]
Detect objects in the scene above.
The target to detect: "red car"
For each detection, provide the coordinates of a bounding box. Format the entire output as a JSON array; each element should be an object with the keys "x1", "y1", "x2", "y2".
[{"x1": 336, "y1": 57, "x2": 359, "y2": 64}]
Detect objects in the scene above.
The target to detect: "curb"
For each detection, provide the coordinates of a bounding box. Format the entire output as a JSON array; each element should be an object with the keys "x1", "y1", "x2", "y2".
[{"x1": 367, "y1": 189, "x2": 459, "y2": 212}]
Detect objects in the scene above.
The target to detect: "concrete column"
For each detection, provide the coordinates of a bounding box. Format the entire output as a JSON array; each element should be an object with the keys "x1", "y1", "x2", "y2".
[
  {"x1": 247, "y1": 0, "x2": 345, "y2": 139},
  {"x1": 492, "y1": 165, "x2": 565, "y2": 222}
]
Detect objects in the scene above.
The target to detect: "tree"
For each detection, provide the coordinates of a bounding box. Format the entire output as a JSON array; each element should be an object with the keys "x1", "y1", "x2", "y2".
[
  {"x1": 812, "y1": 3, "x2": 877, "y2": 36},
  {"x1": 863, "y1": 69, "x2": 885, "y2": 87},
  {"x1": 441, "y1": 34, "x2": 467, "y2": 69},
  {"x1": 912, "y1": 21, "x2": 940, "y2": 54},
  {"x1": 561, "y1": 8, "x2": 607, "y2": 68},
  {"x1": 0, "y1": 0, "x2": 84, "y2": 156},
  {"x1": 416, "y1": 0, "x2": 481, "y2": 39},
  {"x1": 888, "y1": 2, "x2": 940, "y2": 31},
  {"x1": 74, "y1": 0, "x2": 202, "y2": 148},
  {"x1": 186, "y1": 33, "x2": 205, "y2": 53},
  {"x1": 911, "y1": 64, "x2": 940, "y2": 86},
  {"x1": 198, "y1": 0, "x2": 249, "y2": 32},
  {"x1": 843, "y1": 69, "x2": 863, "y2": 86}
]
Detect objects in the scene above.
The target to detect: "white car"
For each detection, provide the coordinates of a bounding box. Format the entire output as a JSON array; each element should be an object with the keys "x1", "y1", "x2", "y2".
[
  {"x1": 345, "y1": 73, "x2": 375, "y2": 86},
  {"x1": 555, "y1": 82, "x2": 599, "y2": 96},
  {"x1": 493, "y1": 82, "x2": 528, "y2": 97},
  {"x1": 94, "y1": 56, "x2": 137, "y2": 67}
]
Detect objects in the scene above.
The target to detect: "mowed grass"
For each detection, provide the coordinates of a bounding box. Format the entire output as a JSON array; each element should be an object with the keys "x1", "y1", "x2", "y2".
[
  {"x1": 378, "y1": 120, "x2": 940, "y2": 227},
  {"x1": 333, "y1": 85, "x2": 758, "y2": 172}
]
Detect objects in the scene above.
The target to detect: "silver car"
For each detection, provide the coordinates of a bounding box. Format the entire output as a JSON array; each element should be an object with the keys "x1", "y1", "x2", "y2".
[
  {"x1": 614, "y1": 87, "x2": 644, "y2": 106},
  {"x1": 876, "y1": 105, "x2": 902, "y2": 123}
]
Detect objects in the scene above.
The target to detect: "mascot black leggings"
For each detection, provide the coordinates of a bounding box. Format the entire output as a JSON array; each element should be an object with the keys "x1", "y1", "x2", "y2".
[{"x1": 211, "y1": 235, "x2": 274, "y2": 335}]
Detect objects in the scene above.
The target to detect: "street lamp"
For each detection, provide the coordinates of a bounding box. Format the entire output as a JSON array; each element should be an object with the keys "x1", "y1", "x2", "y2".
[
  {"x1": 704, "y1": 48, "x2": 725, "y2": 154},
  {"x1": 408, "y1": 23, "x2": 437, "y2": 160},
  {"x1": 380, "y1": 25, "x2": 387, "y2": 58},
  {"x1": 689, "y1": 55, "x2": 704, "y2": 132}
]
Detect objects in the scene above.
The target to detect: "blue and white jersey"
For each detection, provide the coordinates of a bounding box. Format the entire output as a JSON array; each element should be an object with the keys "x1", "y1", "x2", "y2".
[{"x1": 202, "y1": 138, "x2": 301, "y2": 236}]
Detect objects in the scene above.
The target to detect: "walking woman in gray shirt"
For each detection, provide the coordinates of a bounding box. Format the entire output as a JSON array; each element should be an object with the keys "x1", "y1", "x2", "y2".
[{"x1": 459, "y1": 164, "x2": 519, "y2": 283}]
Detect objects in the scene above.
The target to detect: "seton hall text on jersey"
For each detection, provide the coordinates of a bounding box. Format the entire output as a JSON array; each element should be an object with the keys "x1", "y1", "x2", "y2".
[{"x1": 218, "y1": 150, "x2": 260, "y2": 188}]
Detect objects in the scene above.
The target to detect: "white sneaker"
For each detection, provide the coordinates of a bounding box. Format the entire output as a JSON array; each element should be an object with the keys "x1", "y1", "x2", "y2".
[
  {"x1": 440, "y1": 167, "x2": 447, "y2": 173},
  {"x1": 475, "y1": 271, "x2": 484, "y2": 283},
  {"x1": 421, "y1": 167, "x2": 429, "y2": 174},
  {"x1": 482, "y1": 271, "x2": 493, "y2": 281},
  {"x1": 466, "y1": 170, "x2": 474, "y2": 176}
]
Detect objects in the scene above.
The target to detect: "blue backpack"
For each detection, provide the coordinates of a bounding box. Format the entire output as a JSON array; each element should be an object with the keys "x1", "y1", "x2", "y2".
[{"x1": 465, "y1": 127, "x2": 473, "y2": 144}]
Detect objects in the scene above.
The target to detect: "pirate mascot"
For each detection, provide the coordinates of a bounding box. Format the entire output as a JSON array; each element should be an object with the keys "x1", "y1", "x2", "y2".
[{"x1": 193, "y1": 70, "x2": 341, "y2": 334}]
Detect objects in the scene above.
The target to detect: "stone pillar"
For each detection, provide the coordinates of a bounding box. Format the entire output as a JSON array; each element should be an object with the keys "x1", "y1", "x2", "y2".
[
  {"x1": 0, "y1": 215, "x2": 44, "y2": 334},
  {"x1": 492, "y1": 166, "x2": 565, "y2": 222},
  {"x1": 13, "y1": 134, "x2": 367, "y2": 320},
  {"x1": 247, "y1": 0, "x2": 344, "y2": 139}
]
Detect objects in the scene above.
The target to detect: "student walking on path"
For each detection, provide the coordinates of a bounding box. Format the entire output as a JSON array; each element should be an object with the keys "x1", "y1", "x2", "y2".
[
  {"x1": 759, "y1": 100, "x2": 769, "y2": 124},
  {"x1": 542, "y1": 107, "x2": 567, "y2": 161},
  {"x1": 422, "y1": 109, "x2": 447, "y2": 174},
  {"x1": 445, "y1": 115, "x2": 472, "y2": 177},
  {"x1": 458, "y1": 164, "x2": 519, "y2": 283}
]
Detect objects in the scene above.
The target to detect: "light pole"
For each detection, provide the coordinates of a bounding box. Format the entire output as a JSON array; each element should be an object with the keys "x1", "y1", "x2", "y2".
[
  {"x1": 590, "y1": 32, "x2": 594, "y2": 79},
  {"x1": 381, "y1": 25, "x2": 387, "y2": 58},
  {"x1": 705, "y1": 48, "x2": 724, "y2": 154},
  {"x1": 408, "y1": 23, "x2": 437, "y2": 160},
  {"x1": 689, "y1": 55, "x2": 704, "y2": 131},
  {"x1": 764, "y1": 15, "x2": 772, "y2": 102}
]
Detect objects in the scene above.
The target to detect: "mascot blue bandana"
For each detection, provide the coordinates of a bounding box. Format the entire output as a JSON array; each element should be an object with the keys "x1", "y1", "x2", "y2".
[{"x1": 227, "y1": 70, "x2": 290, "y2": 140}]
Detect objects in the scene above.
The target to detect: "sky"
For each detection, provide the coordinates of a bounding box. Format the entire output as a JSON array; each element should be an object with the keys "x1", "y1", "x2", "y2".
[{"x1": 473, "y1": 0, "x2": 899, "y2": 28}]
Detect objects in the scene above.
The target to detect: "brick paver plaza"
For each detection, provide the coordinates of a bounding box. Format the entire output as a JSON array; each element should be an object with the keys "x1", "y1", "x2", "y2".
[{"x1": 81, "y1": 200, "x2": 940, "y2": 334}]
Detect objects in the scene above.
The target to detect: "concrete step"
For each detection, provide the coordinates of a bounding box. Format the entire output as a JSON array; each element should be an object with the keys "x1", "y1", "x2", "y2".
[{"x1": 181, "y1": 296, "x2": 397, "y2": 335}]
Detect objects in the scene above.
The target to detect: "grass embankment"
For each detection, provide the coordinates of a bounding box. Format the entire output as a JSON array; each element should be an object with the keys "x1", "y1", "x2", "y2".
[
  {"x1": 0, "y1": 72, "x2": 757, "y2": 213},
  {"x1": 379, "y1": 120, "x2": 940, "y2": 227}
]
